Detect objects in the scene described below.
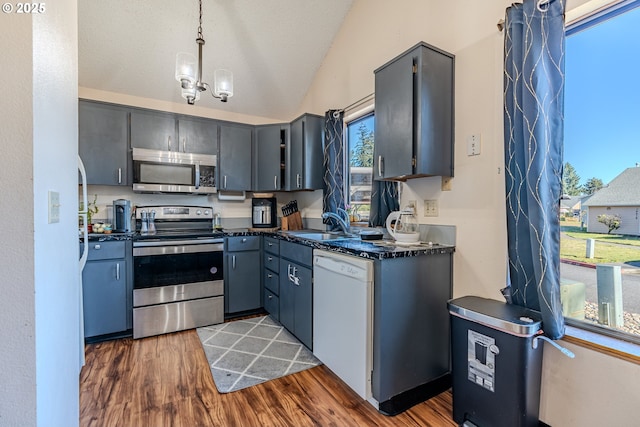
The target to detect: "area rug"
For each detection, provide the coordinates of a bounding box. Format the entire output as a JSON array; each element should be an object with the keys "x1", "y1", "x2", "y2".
[{"x1": 196, "y1": 315, "x2": 321, "y2": 393}]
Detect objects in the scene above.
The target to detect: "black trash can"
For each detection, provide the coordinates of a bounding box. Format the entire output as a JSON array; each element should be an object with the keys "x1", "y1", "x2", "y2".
[{"x1": 448, "y1": 296, "x2": 544, "y2": 427}]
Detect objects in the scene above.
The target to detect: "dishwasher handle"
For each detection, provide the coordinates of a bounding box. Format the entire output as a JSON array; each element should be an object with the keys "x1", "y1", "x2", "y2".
[{"x1": 313, "y1": 254, "x2": 372, "y2": 281}]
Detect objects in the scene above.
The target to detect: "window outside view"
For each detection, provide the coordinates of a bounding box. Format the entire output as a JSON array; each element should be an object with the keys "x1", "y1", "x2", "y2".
[
  {"x1": 346, "y1": 114, "x2": 374, "y2": 224},
  {"x1": 562, "y1": 4, "x2": 640, "y2": 341}
]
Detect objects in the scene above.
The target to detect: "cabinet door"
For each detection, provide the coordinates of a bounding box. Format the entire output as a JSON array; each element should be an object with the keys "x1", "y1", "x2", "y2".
[
  {"x1": 254, "y1": 124, "x2": 284, "y2": 191},
  {"x1": 287, "y1": 115, "x2": 324, "y2": 191},
  {"x1": 279, "y1": 258, "x2": 296, "y2": 333},
  {"x1": 286, "y1": 118, "x2": 304, "y2": 190},
  {"x1": 82, "y1": 259, "x2": 127, "y2": 337},
  {"x1": 177, "y1": 117, "x2": 217, "y2": 155},
  {"x1": 293, "y1": 264, "x2": 313, "y2": 349},
  {"x1": 79, "y1": 101, "x2": 129, "y2": 186},
  {"x1": 218, "y1": 124, "x2": 253, "y2": 191},
  {"x1": 225, "y1": 251, "x2": 261, "y2": 313},
  {"x1": 130, "y1": 110, "x2": 176, "y2": 151},
  {"x1": 373, "y1": 50, "x2": 414, "y2": 180}
]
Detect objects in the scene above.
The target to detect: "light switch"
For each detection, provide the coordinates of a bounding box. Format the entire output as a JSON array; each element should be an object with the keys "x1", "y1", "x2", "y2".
[
  {"x1": 424, "y1": 199, "x2": 439, "y2": 217},
  {"x1": 48, "y1": 191, "x2": 60, "y2": 224},
  {"x1": 467, "y1": 134, "x2": 481, "y2": 156}
]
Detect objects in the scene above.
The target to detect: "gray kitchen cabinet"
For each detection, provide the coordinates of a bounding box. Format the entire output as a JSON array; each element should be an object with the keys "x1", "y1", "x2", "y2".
[
  {"x1": 224, "y1": 236, "x2": 261, "y2": 314},
  {"x1": 372, "y1": 251, "x2": 452, "y2": 413},
  {"x1": 130, "y1": 109, "x2": 177, "y2": 152},
  {"x1": 177, "y1": 117, "x2": 217, "y2": 155},
  {"x1": 254, "y1": 124, "x2": 287, "y2": 192},
  {"x1": 279, "y1": 241, "x2": 313, "y2": 349},
  {"x1": 373, "y1": 42, "x2": 454, "y2": 180},
  {"x1": 286, "y1": 114, "x2": 324, "y2": 191},
  {"x1": 262, "y1": 236, "x2": 280, "y2": 319},
  {"x1": 82, "y1": 240, "x2": 133, "y2": 339},
  {"x1": 218, "y1": 124, "x2": 253, "y2": 191},
  {"x1": 78, "y1": 100, "x2": 130, "y2": 186}
]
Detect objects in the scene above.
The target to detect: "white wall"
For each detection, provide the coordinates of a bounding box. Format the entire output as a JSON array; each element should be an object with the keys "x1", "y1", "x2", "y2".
[
  {"x1": 0, "y1": 1, "x2": 80, "y2": 426},
  {"x1": 300, "y1": 0, "x2": 640, "y2": 425},
  {"x1": 0, "y1": 11, "x2": 37, "y2": 427}
]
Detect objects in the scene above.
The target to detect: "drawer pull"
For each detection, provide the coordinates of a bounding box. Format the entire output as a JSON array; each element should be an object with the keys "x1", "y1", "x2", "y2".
[
  {"x1": 268, "y1": 295, "x2": 273, "y2": 299},
  {"x1": 94, "y1": 244, "x2": 101, "y2": 250}
]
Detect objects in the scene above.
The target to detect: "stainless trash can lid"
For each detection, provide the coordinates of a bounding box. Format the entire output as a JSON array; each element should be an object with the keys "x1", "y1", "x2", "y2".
[{"x1": 448, "y1": 296, "x2": 542, "y2": 337}]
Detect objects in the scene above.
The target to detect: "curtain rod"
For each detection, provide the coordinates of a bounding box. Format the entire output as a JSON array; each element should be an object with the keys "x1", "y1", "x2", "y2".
[
  {"x1": 333, "y1": 93, "x2": 374, "y2": 118},
  {"x1": 497, "y1": 0, "x2": 553, "y2": 31}
]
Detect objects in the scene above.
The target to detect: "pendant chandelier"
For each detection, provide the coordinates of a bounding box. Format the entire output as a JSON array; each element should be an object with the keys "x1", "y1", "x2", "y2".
[{"x1": 175, "y1": 0, "x2": 233, "y2": 104}]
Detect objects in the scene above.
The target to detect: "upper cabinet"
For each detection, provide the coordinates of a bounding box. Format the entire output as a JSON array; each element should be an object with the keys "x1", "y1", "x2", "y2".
[
  {"x1": 286, "y1": 114, "x2": 324, "y2": 191},
  {"x1": 177, "y1": 117, "x2": 218, "y2": 155},
  {"x1": 79, "y1": 100, "x2": 130, "y2": 186},
  {"x1": 130, "y1": 110, "x2": 216, "y2": 155},
  {"x1": 254, "y1": 124, "x2": 288, "y2": 192},
  {"x1": 130, "y1": 110, "x2": 176, "y2": 152},
  {"x1": 218, "y1": 123, "x2": 253, "y2": 191},
  {"x1": 373, "y1": 42, "x2": 454, "y2": 180}
]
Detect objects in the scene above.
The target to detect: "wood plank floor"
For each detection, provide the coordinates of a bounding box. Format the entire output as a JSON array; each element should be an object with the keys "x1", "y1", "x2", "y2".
[{"x1": 80, "y1": 329, "x2": 456, "y2": 427}]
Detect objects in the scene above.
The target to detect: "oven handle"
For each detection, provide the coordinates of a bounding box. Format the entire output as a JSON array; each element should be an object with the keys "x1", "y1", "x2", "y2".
[{"x1": 134, "y1": 242, "x2": 223, "y2": 257}]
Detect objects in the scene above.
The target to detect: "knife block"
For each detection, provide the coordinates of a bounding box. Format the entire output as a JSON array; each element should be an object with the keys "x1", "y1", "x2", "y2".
[{"x1": 281, "y1": 212, "x2": 303, "y2": 230}]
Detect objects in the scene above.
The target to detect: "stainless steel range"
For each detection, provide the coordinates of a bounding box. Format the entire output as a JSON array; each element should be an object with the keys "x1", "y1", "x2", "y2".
[{"x1": 132, "y1": 205, "x2": 224, "y2": 339}]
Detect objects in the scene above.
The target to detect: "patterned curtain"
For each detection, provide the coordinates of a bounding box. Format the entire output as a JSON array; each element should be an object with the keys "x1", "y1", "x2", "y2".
[
  {"x1": 504, "y1": 0, "x2": 566, "y2": 339},
  {"x1": 323, "y1": 110, "x2": 346, "y2": 231},
  {"x1": 369, "y1": 181, "x2": 399, "y2": 227}
]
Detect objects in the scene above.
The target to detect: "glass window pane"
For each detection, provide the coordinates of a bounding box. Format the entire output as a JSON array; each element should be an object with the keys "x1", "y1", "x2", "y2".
[{"x1": 346, "y1": 114, "x2": 374, "y2": 223}]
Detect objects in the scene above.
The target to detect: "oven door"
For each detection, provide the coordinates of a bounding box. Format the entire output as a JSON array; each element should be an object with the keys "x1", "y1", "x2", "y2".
[{"x1": 132, "y1": 239, "x2": 224, "y2": 338}]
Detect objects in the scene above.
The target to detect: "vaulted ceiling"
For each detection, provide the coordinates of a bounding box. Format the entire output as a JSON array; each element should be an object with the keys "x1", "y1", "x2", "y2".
[{"x1": 79, "y1": 0, "x2": 354, "y2": 121}]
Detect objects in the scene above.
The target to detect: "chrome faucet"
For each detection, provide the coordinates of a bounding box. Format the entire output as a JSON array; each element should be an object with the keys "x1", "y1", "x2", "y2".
[{"x1": 322, "y1": 211, "x2": 350, "y2": 234}]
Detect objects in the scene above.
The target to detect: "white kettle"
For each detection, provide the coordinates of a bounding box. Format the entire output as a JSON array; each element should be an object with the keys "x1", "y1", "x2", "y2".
[{"x1": 386, "y1": 210, "x2": 420, "y2": 243}]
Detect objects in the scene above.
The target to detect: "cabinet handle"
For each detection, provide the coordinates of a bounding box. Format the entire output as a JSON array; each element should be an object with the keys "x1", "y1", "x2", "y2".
[
  {"x1": 168, "y1": 135, "x2": 172, "y2": 151},
  {"x1": 274, "y1": 175, "x2": 278, "y2": 190},
  {"x1": 268, "y1": 256, "x2": 272, "y2": 261},
  {"x1": 296, "y1": 174, "x2": 301, "y2": 188},
  {"x1": 224, "y1": 175, "x2": 227, "y2": 189},
  {"x1": 194, "y1": 164, "x2": 200, "y2": 189},
  {"x1": 241, "y1": 238, "x2": 247, "y2": 243},
  {"x1": 94, "y1": 244, "x2": 101, "y2": 250},
  {"x1": 378, "y1": 155, "x2": 384, "y2": 177},
  {"x1": 116, "y1": 263, "x2": 120, "y2": 281},
  {"x1": 118, "y1": 168, "x2": 122, "y2": 184},
  {"x1": 268, "y1": 273, "x2": 272, "y2": 278},
  {"x1": 268, "y1": 295, "x2": 273, "y2": 300},
  {"x1": 182, "y1": 137, "x2": 186, "y2": 153},
  {"x1": 232, "y1": 255, "x2": 236, "y2": 269},
  {"x1": 268, "y1": 242, "x2": 273, "y2": 247}
]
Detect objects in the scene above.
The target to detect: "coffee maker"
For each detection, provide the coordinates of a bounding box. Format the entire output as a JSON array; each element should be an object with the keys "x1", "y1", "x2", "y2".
[
  {"x1": 113, "y1": 199, "x2": 132, "y2": 232},
  {"x1": 252, "y1": 197, "x2": 277, "y2": 228}
]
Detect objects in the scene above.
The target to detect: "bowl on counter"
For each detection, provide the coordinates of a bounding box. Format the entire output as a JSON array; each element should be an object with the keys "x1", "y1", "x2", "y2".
[{"x1": 92, "y1": 223, "x2": 112, "y2": 234}]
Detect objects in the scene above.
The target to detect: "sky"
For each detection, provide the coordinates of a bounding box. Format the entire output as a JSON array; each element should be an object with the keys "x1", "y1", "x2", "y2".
[{"x1": 565, "y1": 5, "x2": 640, "y2": 185}]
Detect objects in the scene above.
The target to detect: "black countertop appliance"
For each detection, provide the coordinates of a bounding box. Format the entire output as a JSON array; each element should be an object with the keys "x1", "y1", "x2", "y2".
[{"x1": 252, "y1": 197, "x2": 277, "y2": 228}]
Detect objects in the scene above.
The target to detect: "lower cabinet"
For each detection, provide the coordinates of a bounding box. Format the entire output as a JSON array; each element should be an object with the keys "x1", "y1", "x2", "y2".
[
  {"x1": 279, "y1": 241, "x2": 313, "y2": 349},
  {"x1": 224, "y1": 236, "x2": 261, "y2": 314},
  {"x1": 82, "y1": 240, "x2": 132, "y2": 339}
]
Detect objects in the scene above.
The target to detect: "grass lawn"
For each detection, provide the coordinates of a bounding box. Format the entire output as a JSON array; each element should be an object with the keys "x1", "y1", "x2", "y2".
[{"x1": 560, "y1": 219, "x2": 640, "y2": 264}]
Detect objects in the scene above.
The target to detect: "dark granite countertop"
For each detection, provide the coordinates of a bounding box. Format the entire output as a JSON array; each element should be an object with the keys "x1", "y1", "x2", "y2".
[
  {"x1": 220, "y1": 229, "x2": 455, "y2": 260},
  {"x1": 84, "y1": 232, "x2": 135, "y2": 242}
]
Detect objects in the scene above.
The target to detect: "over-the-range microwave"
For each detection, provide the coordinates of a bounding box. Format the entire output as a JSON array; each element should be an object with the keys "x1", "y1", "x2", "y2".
[{"x1": 132, "y1": 147, "x2": 216, "y2": 194}]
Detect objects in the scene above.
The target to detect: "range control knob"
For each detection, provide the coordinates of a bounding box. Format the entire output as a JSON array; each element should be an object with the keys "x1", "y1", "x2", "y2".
[
  {"x1": 204, "y1": 210, "x2": 210, "y2": 216},
  {"x1": 196, "y1": 210, "x2": 202, "y2": 215}
]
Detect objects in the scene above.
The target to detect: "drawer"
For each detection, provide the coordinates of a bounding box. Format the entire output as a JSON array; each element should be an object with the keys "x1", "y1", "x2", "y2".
[
  {"x1": 87, "y1": 240, "x2": 126, "y2": 261},
  {"x1": 264, "y1": 236, "x2": 280, "y2": 255},
  {"x1": 226, "y1": 236, "x2": 260, "y2": 251},
  {"x1": 264, "y1": 289, "x2": 279, "y2": 321},
  {"x1": 263, "y1": 251, "x2": 279, "y2": 273},
  {"x1": 280, "y1": 241, "x2": 313, "y2": 267},
  {"x1": 264, "y1": 269, "x2": 279, "y2": 294}
]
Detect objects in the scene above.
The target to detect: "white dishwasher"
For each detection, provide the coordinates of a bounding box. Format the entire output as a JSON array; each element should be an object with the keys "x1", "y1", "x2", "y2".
[{"x1": 313, "y1": 249, "x2": 375, "y2": 404}]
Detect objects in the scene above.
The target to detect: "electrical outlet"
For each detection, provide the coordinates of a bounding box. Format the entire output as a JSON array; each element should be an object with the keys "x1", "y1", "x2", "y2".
[
  {"x1": 48, "y1": 191, "x2": 60, "y2": 224},
  {"x1": 424, "y1": 199, "x2": 439, "y2": 217}
]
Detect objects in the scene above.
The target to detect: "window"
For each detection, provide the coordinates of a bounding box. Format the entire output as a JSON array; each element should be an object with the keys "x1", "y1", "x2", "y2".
[
  {"x1": 345, "y1": 113, "x2": 374, "y2": 224},
  {"x1": 562, "y1": 0, "x2": 640, "y2": 343}
]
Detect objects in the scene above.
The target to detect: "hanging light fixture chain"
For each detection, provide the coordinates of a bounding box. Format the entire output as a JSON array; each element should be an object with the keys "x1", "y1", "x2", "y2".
[{"x1": 197, "y1": 0, "x2": 203, "y2": 40}]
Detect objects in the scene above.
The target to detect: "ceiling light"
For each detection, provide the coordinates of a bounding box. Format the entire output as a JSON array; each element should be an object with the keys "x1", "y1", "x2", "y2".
[{"x1": 175, "y1": 0, "x2": 233, "y2": 104}]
